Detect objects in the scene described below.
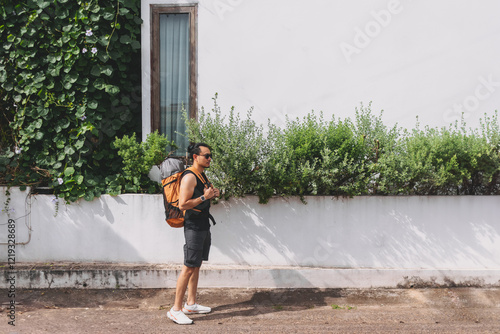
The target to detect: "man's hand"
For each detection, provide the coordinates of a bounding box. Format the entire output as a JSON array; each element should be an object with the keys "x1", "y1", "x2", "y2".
[
  {"x1": 203, "y1": 186, "x2": 220, "y2": 200},
  {"x1": 203, "y1": 186, "x2": 215, "y2": 200}
]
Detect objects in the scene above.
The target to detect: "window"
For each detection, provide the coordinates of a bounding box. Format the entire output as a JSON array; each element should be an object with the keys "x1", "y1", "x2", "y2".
[{"x1": 150, "y1": 5, "x2": 197, "y2": 155}]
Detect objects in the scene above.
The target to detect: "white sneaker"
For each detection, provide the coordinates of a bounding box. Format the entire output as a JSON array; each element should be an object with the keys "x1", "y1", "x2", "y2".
[
  {"x1": 182, "y1": 303, "x2": 212, "y2": 314},
  {"x1": 167, "y1": 308, "x2": 193, "y2": 325}
]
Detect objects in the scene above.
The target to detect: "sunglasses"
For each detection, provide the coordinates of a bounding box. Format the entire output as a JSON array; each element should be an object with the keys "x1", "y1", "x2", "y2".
[{"x1": 198, "y1": 153, "x2": 213, "y2": 159}]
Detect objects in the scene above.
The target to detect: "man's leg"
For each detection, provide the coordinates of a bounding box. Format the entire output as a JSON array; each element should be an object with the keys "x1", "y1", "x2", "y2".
[
  {"x1": 173, "y1": 265, "x2": 195, "y2": 311},
  {"x1": 186, "y1": 265, "x2": 201, "y2": 306}
]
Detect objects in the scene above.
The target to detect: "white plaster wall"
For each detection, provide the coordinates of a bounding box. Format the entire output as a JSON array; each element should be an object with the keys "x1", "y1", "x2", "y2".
[
  {"x1": 142, "y1": 0, "x2": 500, "y2": 139},
  {"x1": 2, "y1": 187, "x2": 500, "y2": 270}
]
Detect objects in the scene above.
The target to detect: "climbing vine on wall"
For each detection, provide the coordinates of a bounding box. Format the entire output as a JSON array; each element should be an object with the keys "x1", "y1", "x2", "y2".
[{"x1": 0, "y1": 0, "x2": 145, "y2": 201}]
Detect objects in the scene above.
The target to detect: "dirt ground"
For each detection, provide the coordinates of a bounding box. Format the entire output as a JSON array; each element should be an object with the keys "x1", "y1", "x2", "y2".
[{"x1": 1, "y1": 287, "x2": 500, "y2": 333}]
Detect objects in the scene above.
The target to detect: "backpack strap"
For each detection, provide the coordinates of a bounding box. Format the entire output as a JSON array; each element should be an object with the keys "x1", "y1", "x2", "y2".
[
  {"x1": 209, "y1": 213, "x2": 216, "y2": 226},
  {"x1": 185, "y1": 166, "x2": 211, "y2": 188}
]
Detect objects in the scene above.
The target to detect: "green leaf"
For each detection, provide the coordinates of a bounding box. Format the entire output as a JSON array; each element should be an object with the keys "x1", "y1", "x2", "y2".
[
  {"x1": 4, "y1": 82, "x2": 13, "y2": 91},
  {"x1": 76, "y1": 175, "x2": 84, "y2": 185},
  {"x1": 48, "y1": 64, "x2": 61, "y2": 77},
  {"x1": 64, "y1": 167, "x2": 75, "y2": 176},
  {"x1": 103, "y1": 9, "x2": 115, "y2": 21},
  {"x1": 33, "y1": 72, "x2": 46, "y2": 83},
  {"x1": 121, "y1": 96, "x2": 131, "y2": 105},
  {"x1": 86, "y1": 177, "x2": 98, "y2": 187},
  {"x1": 119, "y1": 35, "x2": 132, "y2": 44},
  {"x1": 91, "y1": 65, "x2": 101, "y2": 77},
  {"x1": 65, "y1": 72, "x2": 79, "y2": 84},
  {"x1": 119, "y1": 8, "x2": 130, "y2": 15},
  {"x1": 131, "y1": 40, "x2": 140, "y2": 50},
  {"x1": 84, "y1": 191, "x2": 95, "y2": 201},
  {"x1": 34, "y1": 131, "x2": 44, "y2": 140},
  {"x1": 97, "y1": 52, "x2": 110, "y2": 63},
  {"x1": 77, "y1": 77, "x2": 90, "y2": 86},
  {"x1": 86, "y1": 35, "x2": 97, "y2": 44},
  {"x1": 105, "y1": 84, "x2": 120, "y2": 95},
  {"x1": 134, "y1": 16, "x2": 144, "y2": 25},
  {"x1": 93, "y1": 78, "x2": 105, "y2": 90},
  {"x1": 75, "y1": 139, "x2": 85, "y2": 149},
  {"x1": 76, "y1": 104, "x2": 87, "y2": 117},
  {"x1": 88, "y1": 100, "x2": 98, "y2": 109},
  {"x1": 36, "y1": 0, "x2": 51, "y2": 9},
  {"x1": 7, "y1": 34, "x2": 15, "y2": 42},
  {"x1": 56, "y1": 7, "x2": 69, "y2": 19},
  {"x1": 101, "y1": 65, "x2": 113, "y2": 76},
  {"x1": 34, "y1": 119, "x2": 43, "y2": 129},
  {"x1": 90, "y1": 5, "x2": 101, "y2": 13},
  {"x1": 63, "y1": 81, "x2": 73, "y2": 90},
  {"x1": 111, "y1": 119, "x2": 122, "y2": 130},
  {"x1": 65, "y1": 146, "x2": 76, "y2": 155}
]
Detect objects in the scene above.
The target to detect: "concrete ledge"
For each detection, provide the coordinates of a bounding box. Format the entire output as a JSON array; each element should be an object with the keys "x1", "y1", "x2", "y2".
[{"x1": 2, "y1": 263, "x2": 500, "y2": 289}]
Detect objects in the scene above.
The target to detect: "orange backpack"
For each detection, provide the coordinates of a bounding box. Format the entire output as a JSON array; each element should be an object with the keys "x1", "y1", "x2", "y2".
[{"x1": 161, "y1": 166, "x2": 208, "y2": 228}]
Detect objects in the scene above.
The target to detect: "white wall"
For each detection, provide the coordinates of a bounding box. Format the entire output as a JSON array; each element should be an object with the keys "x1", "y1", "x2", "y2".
[
  {"x1": 142, "y1": 0, "x2": 500, "y2": 138},
  {"x1": 2, "y1": 187, "x2": 500, "y2": 270}
]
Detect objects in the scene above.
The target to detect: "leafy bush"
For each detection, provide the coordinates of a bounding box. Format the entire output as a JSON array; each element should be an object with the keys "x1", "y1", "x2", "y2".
[
  {"x1": 186, "y1": 97, "x2": 400, "y2": 203},
  {"x1": 262, "y1": 103, "x2": 399, "y2": 200},
  {"x1": 0, "y1": 0, "x2": 143, "y2": 201},
  {"x1": 186, "y1": 94, "x2": 268, "y2": 201},
  {"x1": 376, "y1": 114, "x2": 500, "y2": 195},
  {"x1": 265, "y1": 112, "x2": 366, "y2": 199},
  {"x1": 186, "y1": 96, "x2": 500, "y2": 201},
  {"x1": 113, "y1": 131, "x2": 176, "y2": 194}
]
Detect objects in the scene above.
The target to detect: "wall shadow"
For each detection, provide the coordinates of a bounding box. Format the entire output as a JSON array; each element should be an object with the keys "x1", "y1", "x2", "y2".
[{"x1": 210, "y1": 196, "x2": 500, "y2": 274}]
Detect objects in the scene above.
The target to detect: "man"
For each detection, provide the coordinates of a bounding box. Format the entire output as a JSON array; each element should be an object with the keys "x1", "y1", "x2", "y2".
[{"x1": 167, "y1": 143, "x2": 220, "y2": 325}]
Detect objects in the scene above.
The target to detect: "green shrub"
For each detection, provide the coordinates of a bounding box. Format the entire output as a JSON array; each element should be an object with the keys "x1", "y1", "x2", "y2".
[
  {"x1": 113, "y1": 131, "x2": 176, "y2": 194},
  {"x1": 264, "y1": 103, "x2": 399, "y2": 200},
  {"x1": 376, "y1": 115, "x2": 500, "y2": 195},
  {"x1": 266, "y1": 112, "x2": 368, "y2": 199},
  {"x1": 186, "y1": 97, "x2": 500, "y2": 201},
  {"x1": 185, "y1": 94, "x2": 267, "y2": 201},
  {"x1": 186, "y1": 97, "x2": 402, "y2": 202}
]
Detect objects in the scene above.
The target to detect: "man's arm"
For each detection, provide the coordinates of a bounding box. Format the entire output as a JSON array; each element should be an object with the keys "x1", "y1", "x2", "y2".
[{"x1": 178, "y1": 173, "x2": 216, "y2": 211}]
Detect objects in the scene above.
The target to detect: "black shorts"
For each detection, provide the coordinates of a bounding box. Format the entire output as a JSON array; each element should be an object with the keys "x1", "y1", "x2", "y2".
[{"x1": 183, "y1": 229, "x2": 211, "y2": 268}]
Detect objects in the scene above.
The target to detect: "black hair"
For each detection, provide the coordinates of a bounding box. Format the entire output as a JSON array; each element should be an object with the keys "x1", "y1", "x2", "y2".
[{"x1": 187, "y1": 142, "x2": 211, "y2": 158}]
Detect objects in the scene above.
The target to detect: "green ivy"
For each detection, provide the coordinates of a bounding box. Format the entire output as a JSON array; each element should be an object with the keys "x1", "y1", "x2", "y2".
[{"x1": 0, "y1": 0, "x2": 143, "y2": 202}]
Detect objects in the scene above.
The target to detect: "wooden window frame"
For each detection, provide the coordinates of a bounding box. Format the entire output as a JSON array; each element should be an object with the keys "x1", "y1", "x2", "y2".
[{"x1": 150, "y1": 4, "x2": 197, "y2": 133}]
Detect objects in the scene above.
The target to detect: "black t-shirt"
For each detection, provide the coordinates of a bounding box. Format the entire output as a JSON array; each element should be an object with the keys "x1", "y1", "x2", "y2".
[{"x1": 182, "y1": 170, "x2": 211, "y2": 231}]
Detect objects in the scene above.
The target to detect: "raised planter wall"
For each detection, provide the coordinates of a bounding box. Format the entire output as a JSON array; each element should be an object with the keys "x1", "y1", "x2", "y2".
[{"x1": 2, "y1": 187, "x2": 500, "y2": 270}]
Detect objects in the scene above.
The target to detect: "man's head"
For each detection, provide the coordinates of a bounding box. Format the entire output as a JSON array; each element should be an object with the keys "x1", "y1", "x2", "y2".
[{"x1": 188, "y1": 143, "x2": 212, "y2": 169}]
